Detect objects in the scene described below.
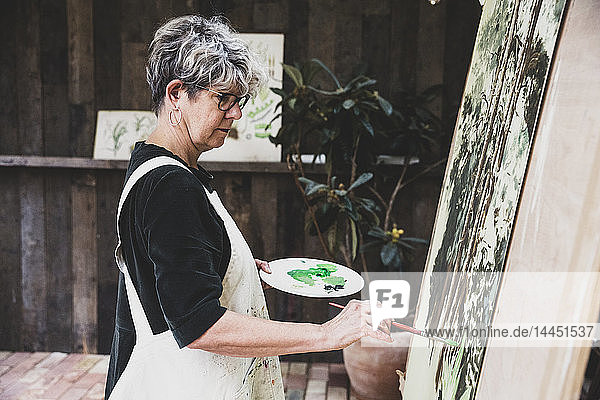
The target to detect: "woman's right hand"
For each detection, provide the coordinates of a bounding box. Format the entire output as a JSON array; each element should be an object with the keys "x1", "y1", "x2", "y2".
[{"x1": 321, "y1": 299, "x2": 393, "y2": 350}]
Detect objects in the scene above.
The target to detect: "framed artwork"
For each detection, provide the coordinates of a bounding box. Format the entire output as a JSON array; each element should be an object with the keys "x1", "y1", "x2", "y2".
[
  {"x1": 93, "y1": 111, "x2": 156, "y2": 160},
  {"x1": 93, "y1": 33, "x2": 284, "y2": 162},
  {"x1": 401, "y1": 0, "x2": 568, "y2": 399},
  {"x1": 200, "y1": 33, "x2": 284, "y2": 162}
]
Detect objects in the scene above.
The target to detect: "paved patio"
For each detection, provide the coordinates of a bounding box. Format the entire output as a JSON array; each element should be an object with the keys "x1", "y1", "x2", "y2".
[{"x1": 0, "y1": 351, "x2": 356, "y2": 400}]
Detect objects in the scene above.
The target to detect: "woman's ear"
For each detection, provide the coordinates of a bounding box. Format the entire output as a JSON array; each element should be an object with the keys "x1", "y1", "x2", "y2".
[{"x1": 165, "y1": 80, "x2": 184, "y2": 108}]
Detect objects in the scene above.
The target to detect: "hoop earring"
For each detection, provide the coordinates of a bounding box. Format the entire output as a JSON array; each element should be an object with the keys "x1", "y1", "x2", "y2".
[{"x1": 168, "y1": 107, "x2": 182, "y2": 126}]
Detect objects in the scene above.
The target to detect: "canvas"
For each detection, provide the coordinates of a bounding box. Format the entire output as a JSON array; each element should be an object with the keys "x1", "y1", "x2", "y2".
[{"x1": 402, "y1": 0, "x2": 568, "y2": 399}]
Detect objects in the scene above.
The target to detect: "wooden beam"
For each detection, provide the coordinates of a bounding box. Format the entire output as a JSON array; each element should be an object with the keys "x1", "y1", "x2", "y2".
[
  {"x1": 390, "y1": 1, "x2": 420, "y2": 95},
  {"x1": 19, "y1": 171, "x2": 47, "y2": 351},
  {"x1": 45, "y1": 172, "x2": 73, "y2": 352},
  {"x1": 95, "y1": 171, "x2": 124, "y2": 353},
  {"x1": 67, "y1": 0, "x2": 95, "y2": 157},
  {"x1": 71, "y1": 172, "x2": 98, "y2": 353},
  {"x1": 0, "y1": 170, "x2": 23, "y2": 350},
  {"x1": 15, "y1": 0, "x2": 46, "y2": 352},
  {"x1": 16, "y1": 0, "x2": 43, "y2": 156},
  {"x1": 0, "y1": 155, "x2": 327, "y2": 174},
  {"x1": 0, "y1": 1, "x2": 19, "y2": 154},
  {"x1": 41, "y1": 0, "x2": 70, "y2": 157},
  {"x1": 94, "y1": 0, "x2": 122, "y2": 111},
  {"x1": 335, "y1": 0, "x2": 362, "y2": 84},
  {"x1": 120, "y1": 42, "x2": 150, "y2": 110},
  {"x1": 307, "y1": 0, "x2": 336, "y2": 86},
  {"x1": 416, "y1": 1, "x2": 446, "y2": 118}
]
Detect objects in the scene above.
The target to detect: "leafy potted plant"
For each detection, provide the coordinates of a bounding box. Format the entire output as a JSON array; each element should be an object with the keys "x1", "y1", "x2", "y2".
[
  {"x1": 269, "y1": 59, "x2": 442, "y2": 274},
  {"x1": 269, "y1": 58, "x2": 444, "y2": 399}
]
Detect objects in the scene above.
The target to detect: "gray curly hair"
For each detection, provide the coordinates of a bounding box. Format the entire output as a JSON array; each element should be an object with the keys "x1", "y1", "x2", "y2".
[{"x1": 146, "y1": 15, "x2": 268, "y2": 115}]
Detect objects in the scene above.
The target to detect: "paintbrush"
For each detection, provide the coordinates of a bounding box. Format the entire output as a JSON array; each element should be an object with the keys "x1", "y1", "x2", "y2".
[{"x1": 328, "y1": 302, "x2": 459, "y2": 347}]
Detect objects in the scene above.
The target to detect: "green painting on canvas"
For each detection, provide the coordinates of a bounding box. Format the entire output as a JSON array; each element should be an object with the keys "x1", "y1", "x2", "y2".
[{"x1": 403, "y1": 0, "x2": 567, "y2": 399}]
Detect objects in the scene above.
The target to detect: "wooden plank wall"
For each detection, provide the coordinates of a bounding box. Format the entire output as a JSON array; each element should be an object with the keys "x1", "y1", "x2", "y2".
[{"x1": 0, "y1": 0, "x2": 481, "y2": 359}]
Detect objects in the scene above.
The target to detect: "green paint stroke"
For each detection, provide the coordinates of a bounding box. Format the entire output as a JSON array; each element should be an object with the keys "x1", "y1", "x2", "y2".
[
  {"x1": 439, "y1": 341, "x2": 472, "y2": 400},
  {"x1": 287, "y1": 263, "x2": 345, "y2": 288}
]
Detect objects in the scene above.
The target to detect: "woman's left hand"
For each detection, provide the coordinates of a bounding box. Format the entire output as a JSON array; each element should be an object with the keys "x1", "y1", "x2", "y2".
[{"x1": 255, "y1": 259, "x2": 272, "y2": 290}]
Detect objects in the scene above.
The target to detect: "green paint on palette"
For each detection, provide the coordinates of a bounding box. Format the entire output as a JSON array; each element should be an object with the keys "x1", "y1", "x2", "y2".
[
  {"x1": 287, "y1": 263, "x2": 346, "y2": 289},
  {"x1": 322, "y1": 276, "x2": 345, "y2": 286}
]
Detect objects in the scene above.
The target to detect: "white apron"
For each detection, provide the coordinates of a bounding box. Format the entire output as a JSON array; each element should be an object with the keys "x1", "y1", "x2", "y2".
[{"x1": 108, "y1": 156, "x2": 285, "y2": 400}]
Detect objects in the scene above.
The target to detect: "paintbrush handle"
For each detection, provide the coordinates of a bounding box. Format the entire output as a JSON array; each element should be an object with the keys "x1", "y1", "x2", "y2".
[
  {"x1": 328, "y1": 302, "x2": 456, "y2": 346},
  {"x1": 328, "y1": 302, "x2": 345, "y2": 309},
  {"x1": 391, "y1": 322, "x2": 423, "y2": 335},
  {"x1": 329, "y1": 302, "x2": 421, "y2": 334}
]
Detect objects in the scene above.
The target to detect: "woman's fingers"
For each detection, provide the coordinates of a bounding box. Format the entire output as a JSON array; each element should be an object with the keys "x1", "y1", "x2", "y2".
[
  {"x1": 362, "y1": 314, "x2": 392, "y2": 336},
  {"x1": 359, "y1": 301, "x2": 392, "y2": 342},
  {"x1": 255, "y1": 258, "x2": 272, "y2": 273},
  {"x1": 324, "y1": 298, "x2": 394, "y2": 349},
  {"x1": 364, "y1": 325, "x2": 394, "y2": 342},
  {"x1": 254, "y1": 259, "x2": 272, "y2": 290}
]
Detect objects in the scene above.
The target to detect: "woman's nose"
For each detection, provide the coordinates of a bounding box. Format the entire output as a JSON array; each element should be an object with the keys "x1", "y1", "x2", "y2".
[{"x1": 225, "y1": 103, "x2": 243, "y2": 120}]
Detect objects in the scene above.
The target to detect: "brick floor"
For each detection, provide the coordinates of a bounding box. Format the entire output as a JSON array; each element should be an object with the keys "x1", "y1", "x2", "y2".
[{"x1": 0, "y1": 352, "x2": 352, "y2": 400}]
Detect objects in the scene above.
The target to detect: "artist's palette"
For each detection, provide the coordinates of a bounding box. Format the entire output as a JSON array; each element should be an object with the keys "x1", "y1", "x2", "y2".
[{"x1": 259, "y1": 257, "x2": 364, "y2": 298}]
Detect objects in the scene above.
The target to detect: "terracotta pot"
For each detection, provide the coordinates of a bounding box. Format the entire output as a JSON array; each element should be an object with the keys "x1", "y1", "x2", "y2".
[{"x1": 343, "y1": 332, "x2": 411, "y2": 400}]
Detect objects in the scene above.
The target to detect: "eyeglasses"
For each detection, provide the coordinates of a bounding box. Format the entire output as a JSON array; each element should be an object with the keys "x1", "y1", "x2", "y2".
[{"x1": 197, "y1": 85, "x2": 250, "y2": 111}]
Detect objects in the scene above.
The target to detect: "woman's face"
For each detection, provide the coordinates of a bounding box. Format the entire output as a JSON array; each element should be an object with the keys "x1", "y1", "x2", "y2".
[{"x1": 179, "y1": 87, "x2": 243, "y2": 153}]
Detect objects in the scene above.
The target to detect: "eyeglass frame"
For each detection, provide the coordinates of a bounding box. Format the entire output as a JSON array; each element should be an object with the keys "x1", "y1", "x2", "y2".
[{"x1": 196, "y1": 85, "x2": 250, "y2": 111}]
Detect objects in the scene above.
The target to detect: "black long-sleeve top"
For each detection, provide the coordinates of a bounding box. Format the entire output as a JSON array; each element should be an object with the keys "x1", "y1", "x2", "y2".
[{"x1": 104, "y1": 142, "x2": 231, "y2": 399}]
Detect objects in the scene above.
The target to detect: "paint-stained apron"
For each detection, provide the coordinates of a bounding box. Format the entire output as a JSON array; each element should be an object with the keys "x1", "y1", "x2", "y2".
[{"x1": 108, "y1": 156, "x2": 284, "y2": 400}]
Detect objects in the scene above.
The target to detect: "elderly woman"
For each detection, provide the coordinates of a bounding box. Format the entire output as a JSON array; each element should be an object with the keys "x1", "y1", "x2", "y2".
[{"x1": 105, "y1": 15, "x2": 391, "y2": 400}]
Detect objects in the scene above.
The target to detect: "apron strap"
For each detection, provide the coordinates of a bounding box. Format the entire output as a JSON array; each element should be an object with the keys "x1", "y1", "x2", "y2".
[
  {"x1": 115, "y1": 155, "x2": 191, "y2": 340},
  {"x1": 115, "y1": 156, "x2": 191, "y2": 273},
  {"x1": 116, "y1": 156, "x2": 191, "y2": 246}
]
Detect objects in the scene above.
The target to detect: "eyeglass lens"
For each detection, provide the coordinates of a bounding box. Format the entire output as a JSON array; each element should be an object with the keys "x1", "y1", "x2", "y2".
[{"x1": 219, "y1": 94, "x2": 249, "y2": 111}]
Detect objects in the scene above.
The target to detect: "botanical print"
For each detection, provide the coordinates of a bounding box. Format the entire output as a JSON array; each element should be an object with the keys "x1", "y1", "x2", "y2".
[
  {"x1": 200, "y1": 33, "x2": 284, "y2": 162},
  {"x1": 93, "y1": 111, "x2": 157, "y2": 159},
  {"x1": 403, "y1": 0, "x2": 567, "y2": 399}
]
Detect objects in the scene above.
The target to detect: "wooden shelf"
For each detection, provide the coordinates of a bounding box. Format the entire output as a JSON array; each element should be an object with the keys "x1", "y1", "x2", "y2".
[{"x1": 0, "y1": 155, "x2": 327, "y2": 174}]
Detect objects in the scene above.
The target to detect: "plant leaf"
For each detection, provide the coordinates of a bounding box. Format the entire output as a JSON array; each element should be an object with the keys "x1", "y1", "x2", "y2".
[
  {"x1": 282, "y1": 64, "x2": 303, "y2": 87},
  {"x1": 349, "y1": 219, "x2": 358, "y2": 260},
  {"x1": 397, "y1": 241, "x2": 416, "y2": 250},
  {"x1": 270, "y1": 87, "x2": 287, "y2": 98},
  {"x1": 306, "y1": 184, "x2": 329, "y2": 197},
  {"x1": 310, "y1": 58, "x2": 342, "y2": 89},
  {"x1": 327, "y1": 223, "x2": 337, "y2": 255},
  {"x1": 288, "y1": 98, "x2": 297, "y2": 110},
  {"x1": 368, "y1": 226, "x2": 388, "y2": 240},
  {"x1": 354, "y1": 78, "x2": 377, "y2": 91},
  {"x1": 331, "y1": 176, "x2": 338, "y2": 189},
  {"x1": 342, "y1": 99, "x2": 355, "y2": 109},
  {"x1": 347, "y1": 172, "x2": 373, "y2": 191},
  {"x1": 377, "y1": 95, "x2": 393, "y2": 116},
  {"x1": 298, "y1": 177, "x2": 322, "y2": 195},
  {"x1": 343, "y1": 75, "x2": 365, "y2": 91},
  {"x1": 402, "y1": 237, "x2": 429, "y2": 245},
  {"x1": 359, "y1": 240, "x2": 382, "y2": 253},
  {"x1": 380, "y1": 242, "x2": 402, "y2": 268},
  {"x1": 305, "y1": 85, "x2": 343, "y2": 96},
  {"x1": 356, "y1": 112, "x2": 375, "y2": 136},
  {"x1": 341, "y1": 195, "x2": 353, "y2": 212}
]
